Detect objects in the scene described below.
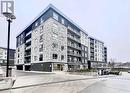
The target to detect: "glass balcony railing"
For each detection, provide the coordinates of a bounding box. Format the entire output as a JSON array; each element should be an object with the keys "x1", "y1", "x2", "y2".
[
  {"x1": 67, "y1": 51, "x2": 81, "y2": 57},
  {"x1": 67, "y1": 34, "x2": 80, "y2": 43},
  {"x1": 25, "y1": 38, "x2": 31, "y2": 43},
  {"x1": 67, "y1": 28, "x2": 80, "y2": 36},
  {"x1": 67, "y1": 44, "x2": 81, "y2": 50},
  {"x1": 26, "y1": 46, "x2": 31, "y2": 50},
  {"x1": 26, "y1": 31, "x2": 32, "y2": 36}
]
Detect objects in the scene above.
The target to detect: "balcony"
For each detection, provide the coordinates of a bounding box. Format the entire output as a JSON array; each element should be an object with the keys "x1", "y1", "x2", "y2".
[
  {"x1": 67, "y1": 44, "x2": 81, "y2": 50},
  {"x1": 24, "y1": 53, "x2": 31, "y2": 58},
  {"x1": 67, "y1": 61, "x2": 82, "y2": 65},
  {"x1": 26, "y1": 38, "x2": 31, "y2": 43},
  {"x1": 67, "y1": 28, "x2": 80, "y2": 36},
  {"x1": 26, "y1": 31, "x2": 32, "y2": 36},
  {"x1": 24, "y1": 61, "x2": 31, "y2": 63},
  {"x1": 67, "y1": 52, "x2": 82, "y2": 57},
  {"x1": 26, "y1": 46, "x2": 31, "y2": 50},
  {"x1": 67, "y1": 34, "x2": 80, "y2": 43}
]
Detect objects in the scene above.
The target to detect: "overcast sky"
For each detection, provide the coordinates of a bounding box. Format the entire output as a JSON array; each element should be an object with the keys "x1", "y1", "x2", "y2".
[{"x1": 0, "y1": 0, "x2": 129, "y2": 62}]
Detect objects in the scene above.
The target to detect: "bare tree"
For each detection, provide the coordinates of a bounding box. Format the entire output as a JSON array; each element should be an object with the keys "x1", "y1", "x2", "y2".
[{"x1": 109, "y1": 58, "x2": 116, "y2": 68}]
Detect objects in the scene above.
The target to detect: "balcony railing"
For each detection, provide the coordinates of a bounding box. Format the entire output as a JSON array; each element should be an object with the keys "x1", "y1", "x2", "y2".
[
  {"x1": 26, "y1": 38, "x2": 31, "y2": 43},
  {"x1": 67, "y1": 61, "x2": 82, "y2": 64},
  {"x1": 67, "y1": 34, "x2": 80, "y2": 43},
  {"x1": 67, "y1": 44, "x2": 81, "y2": 50},
  {"x1": 24, "y1": 61, "x2": 31, "y2": 63},
  {"x1": 67, "y1": 52, "x2": 81, "y2": 57},
  {"x1": 67, "y1": 28, "x2": 80, "y2": 36},
  {"x1": 26, "y1": 46, "x2": 31, "y2": 50},
  {"x1": 26, "y1": 31, "x2": 32, "y2": 36}
]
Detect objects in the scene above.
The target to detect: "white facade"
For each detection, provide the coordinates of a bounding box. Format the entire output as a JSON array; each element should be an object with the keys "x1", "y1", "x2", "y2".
[
  {"x1": 94, "y1": 40, "x2": 104, "y2": 62},
  {"x1": 88, "y1": 37, "x2": 105, "y2": 62},
  {"x1": 15, "y1": 44, "x2": 25, "y2": 65},
  {"x1": 81, "y1": 31, "x2": 88, "y2": 46}
]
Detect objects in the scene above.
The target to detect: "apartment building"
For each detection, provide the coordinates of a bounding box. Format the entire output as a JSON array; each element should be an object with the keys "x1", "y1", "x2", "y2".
[
  {"x1": 88, "y1": 37, "x2": 107, "y2": 69},
  {"x1": 15, "y1": 4, "x2": 107, "y2": 71},
  {"x1": 0, "y1": 47, "x2": 15, "y2": 66}
]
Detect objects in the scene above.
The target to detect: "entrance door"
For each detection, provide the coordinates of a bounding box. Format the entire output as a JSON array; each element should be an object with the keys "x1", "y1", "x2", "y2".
[{"x1": 53, "y1": 63, "x2": 63, "y2": 71}]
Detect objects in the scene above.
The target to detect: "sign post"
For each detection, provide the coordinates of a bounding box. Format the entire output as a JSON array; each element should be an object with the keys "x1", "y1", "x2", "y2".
[{"x1": 1, "y1": 1, "x2": 16, "y2": 77}]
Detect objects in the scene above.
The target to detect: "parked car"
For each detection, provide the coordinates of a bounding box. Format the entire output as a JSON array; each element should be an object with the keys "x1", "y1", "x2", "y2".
[{"x1": 128, "y1": 70, "x2": 130, "y2": 73}]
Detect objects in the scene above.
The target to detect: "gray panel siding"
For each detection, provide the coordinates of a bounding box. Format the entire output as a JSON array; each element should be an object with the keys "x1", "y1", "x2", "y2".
[{"x1": 31, "y1": 63, "x2": 52, "y2": 72}]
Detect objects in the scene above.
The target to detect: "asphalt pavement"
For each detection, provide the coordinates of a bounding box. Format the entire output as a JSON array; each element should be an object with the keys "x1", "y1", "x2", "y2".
[
  {"x1": 0, "y1": 71, "x2": 130, "y2": 93},
  {"x1": 80, "y1": 72, "x2": 130, "y2": 93}
]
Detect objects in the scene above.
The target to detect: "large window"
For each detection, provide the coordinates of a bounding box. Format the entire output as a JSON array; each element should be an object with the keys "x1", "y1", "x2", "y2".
[
  {"x1": 61, "y1": 55, "x2": 64, "y2": 60},
  {"x1": 34, "y1": 56, "x2": 37, "y2": 61},
  {"x1": 53, "y1": 54, "x2": 58, "y2": 59},
  {"x1": 40, "y1": 17, "x2": 44, "y2": 24},
  {"x1": 61, "y1": 18, "x2": 65, "y2": 24},
  {"x1": 40, "y1": 26, "x2": 43, "y2": 33},
  {"x1": 53, "y1": 12, "x2": 58, "y2": 20},
  {"x1": 39, "y1": 54, "x2": 43, "y2": 61},
  {"x1": 52, "y1": 43, "x2": 58, "y2": 48},
  {"x1": 52, "y1": 32, "x2": 58, "y2": 40},
  {"x1": 39, "y1": 34, "x2": 43, "y2": 42},
  {"x1": 61, "y1": 46, "x2": 64, "y2": 51},
  {"x1": 35, "y1": 22, "x2": 38, "y2": 27},
  {"x1": 39, "y1": 44, "x2": 43, "y2": 52}
]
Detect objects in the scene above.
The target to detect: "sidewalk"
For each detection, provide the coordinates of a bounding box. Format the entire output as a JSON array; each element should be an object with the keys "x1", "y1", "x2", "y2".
[
  {"x1": 0, "y1": 77, "x2": 13, "y2": 90},
  {"x1": 12, "y1": 72, "x2": 116, "y2": 89}
]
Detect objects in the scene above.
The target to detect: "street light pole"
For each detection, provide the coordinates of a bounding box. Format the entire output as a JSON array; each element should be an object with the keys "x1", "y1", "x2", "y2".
[{"x1": 6, "y1": 19, "x2": 12, "y2": 77}]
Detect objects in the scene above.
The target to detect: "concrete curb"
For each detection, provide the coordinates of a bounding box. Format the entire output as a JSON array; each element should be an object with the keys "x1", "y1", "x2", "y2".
[{"x1": 0, "y1": 76, "x2": 16, "y2": 91}]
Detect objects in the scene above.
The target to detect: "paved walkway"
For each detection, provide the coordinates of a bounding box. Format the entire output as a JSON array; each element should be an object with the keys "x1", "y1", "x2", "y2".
[{"x1": 0, "y1": 71, "x2": 117, "y2": 93}]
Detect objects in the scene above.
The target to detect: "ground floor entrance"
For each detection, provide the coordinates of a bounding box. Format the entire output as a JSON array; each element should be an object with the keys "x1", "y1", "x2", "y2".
[
  {"x1": 16, "y1": 65, "x2": 23, "y2": 70},
  {"x1": 25, "y1": 65, "x2": 31, "y2": 71},
  {"x1": 52, "y1": 63, "x2": 63, "y2": 71}
]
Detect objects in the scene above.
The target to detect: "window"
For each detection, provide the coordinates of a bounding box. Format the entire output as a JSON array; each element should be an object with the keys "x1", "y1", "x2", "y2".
[
  {"x1": 85, "y1": 47, "x2": 87, "y2": 51},
  {"x1": 17, "y1": 59, "x2": 19, "y2": 63},
  {"x1": 82, "y1": 59, "x2": 85, "y2": 63},
  {"x1": 35, "y1": 22, "x2": 38, "y2": 27},
  {"x1": 85, "y1": 53, "x2": 87, "y2": 57},
  {"x1": 61, "y1": 55, "x2": 64, "y2": 60},
  {"x1": 53, "y1": 12, "x2": 58, "y2": 20},
  {"x1": 53, "y1": 23, "x2": 58, "y2": 33},
  {"x1": 39, "y1": 34, "x2": 43, "y2": 42},
  {"x1": 53, "y1": 54, "x2": 58, "y2": 59},
  {"x1": 52, "y1": 43, "x2": 58, "y2": 48},
  {"x1": 85, "y1": 59, "x2": 87, "y2": 63},
  {"x1": 20, "y1": 34, "x2": 24, "y2": 44},
  {"x1": 85, "y1": 35, "x2": 88, "y2": 39},
  {"x1": 82, "y1": 46, "x2": 84, "y2": 50},
  {"x1": 82, "y1": 52, "x2": 84, "y2": 56},
  {"x1": 18, "y1": 54, "x2": 19, "y2": 58},
  {"x1": 39, "y1": 44, "x2": 43, "y2": 52},
  {"x1": 40, "y1": 26, "x2": 43, "y2": 33},
  {"x1": 18, "y1": 48, "x2": 20, "y2": 52},
  {"x1": 39, "y1": 54, "x2": 43, "y2": 61},
  {"x1": 52, "y1": 33, "x2": 58, "y2": 39},
  {"x1": 61, "y1": 46, "x2": 64, "y2": 51},
  {"x1": 34, "y1": 56, "x2": 37, "y2": 61},
  {"x1": 61, "y1": 18, "x2": 65, "y2": 24},
  {"x1": 40, "y1": 17, "x2": 44, "y2": 24}
]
